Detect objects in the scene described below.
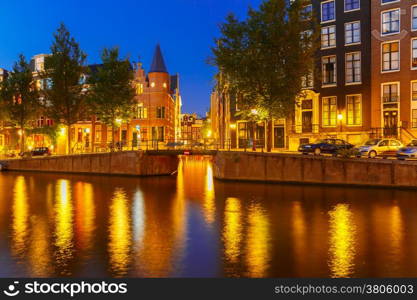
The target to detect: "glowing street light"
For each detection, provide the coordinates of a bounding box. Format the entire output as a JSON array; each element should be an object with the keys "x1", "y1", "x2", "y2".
[
  {"x1": 337, "y1": 114, "x2": 343, "y2": 121},
  {"x1": 230, "y1": 123, "x2": 237, "y2": 129},
  {"x1": 17, "y1": 130, "x2": 23, "y2": 136}
]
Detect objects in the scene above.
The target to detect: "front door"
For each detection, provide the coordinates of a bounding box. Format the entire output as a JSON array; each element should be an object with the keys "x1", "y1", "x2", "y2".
[
  {"x1": 302, "y1": 111, "x2": 313, "y2": 133},
  {"x1": 383, "y1": 111, "x2": 398, "y2": 137},
  {"x1": 274, "y1": 126, "x2": 285, "y2": 148}
]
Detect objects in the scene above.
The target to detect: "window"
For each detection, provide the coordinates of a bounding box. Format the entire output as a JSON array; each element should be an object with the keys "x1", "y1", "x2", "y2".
[
  {"x1": 381, "y1": 0, "x2": 399, "y2": 3},
  {"x1": 346, "y1": 52, "x2": 361, "y2": 84},
  {"x1": 345, "y1": 21, "x2": 360, "y2": 45},
  {"x1": 412, "y1": 39, "x2": 417, "y2": 69},
  {"x1": 137, "y1": 104, "x2": 148, "y2": 119},
  {"x1": 345, "y1": 0, "x2": 359, "y2": 12},
  {"x1": 382, "y1": 83, "x2": 399, "y2": 103},
  {"x1": 158, "y1": 127, "x2": 164, "y2": 141},
  {"x1": 322, "y1": 97, "x2": 337, "y2": 127},
  {"x1": 381, "y1": 9, "x2": 400, "y2": 35},
  {"x1": 321, "y1": 0, "x2": 335, "y2": 23},
  {"x1": 301, "y1": 70, "x2": 314, "y2": 88},
  {"x1": 136, "y1": 83, "x2": 143, "y2": 94},
  {"x1": 382, "y1": 41, "x2": 399, "y2": 72},
  {"x1": 413, "y1": 6, "x2": 417, "y2": 30},
  {"x1": 412, "y1": 110, "x2": 417, "y2": 128},
  {"x1": 346, "y1": 95, "x2": 362, "y2": 125},
  {"x1": 156, "y1": 106, "x2": 165, "y2": 118},
  {"x1": 412, "y1": 82, "x2": 417, "y2": 101},
  {"x1": 322, "y1": 56, "x2": 337, "y2": 86},
  {"x1": 301, "y1": 4, "x2": 313, "y2": 20},
  {"x1": 0, "y1": 134, "x2": 3, "y2": 147},
  {"x1": 321, "y1": 26, "x2": 336, "y2": 48}
]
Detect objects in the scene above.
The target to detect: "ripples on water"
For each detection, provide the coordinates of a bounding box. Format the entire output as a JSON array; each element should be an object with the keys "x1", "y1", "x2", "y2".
[{"x1": 0, "y1": 156, "x2": 416, "y2": 277}]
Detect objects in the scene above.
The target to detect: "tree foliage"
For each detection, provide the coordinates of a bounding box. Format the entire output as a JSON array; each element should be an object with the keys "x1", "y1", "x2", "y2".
[
  {"x1": 0, "y1": 54, "x2": 40, "y2": 152},
  {"x1": 211, "y1": 0, "x2": 319, "y2": 121},
  {"x1": 87, "y1": 47, "x2": 136, "y2": 146},
  {"x1": 42, "y1": 23, "x2": 87, "y2": 153}
]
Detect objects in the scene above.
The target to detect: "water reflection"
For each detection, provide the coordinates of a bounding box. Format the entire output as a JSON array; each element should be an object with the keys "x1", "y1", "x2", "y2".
[
  {"x1": 328, "y1": 204, "x2": 356, "y2": 278},
  {"x1": 11, "y1": 176, "x2": 29, "y2": 259},
  {"x1": 54, "y1": 179, "x2": 74, "y2": 276},
  {"x1": 108, "y1": 188, "x2": 132, "y2": 277},
  {"x1": 245, "y1": 202, "x2": 271, "y2": 277},
  {"x1": 2, "y1": 157, "x2": 417, "y2": 277}
]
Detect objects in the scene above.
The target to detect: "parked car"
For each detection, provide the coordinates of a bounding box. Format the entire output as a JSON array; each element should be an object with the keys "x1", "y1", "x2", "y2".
[
  {"x1": 298, "y1": 138, "x2": 354, "y2": 155},
  {"x1": 397, "y1": 140, "x2": 417, "y2": 160},
  {"x1": 0, "y1": 161, "x2": 8, "y2": 171},
  {"x1": 356, "y1": 139, "x2": 403, "y2": 158},
  {"x1": 20, "y1": 147, "x2": 52, "y2": 158}
]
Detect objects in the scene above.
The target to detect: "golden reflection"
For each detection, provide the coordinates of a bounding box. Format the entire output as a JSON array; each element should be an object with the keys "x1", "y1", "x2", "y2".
[
  {"x1": 389, "y1": 205, "x2": 404, "y2": 263},
  {"x1": 328, "y1": 204, "x2": 356, "y2": 278},
  {"x1": 108, "y1": 188, "x2": 132, "y2": 277},
  {"x1": 203, "y1": 162, "x2": 216, "y2": 224},
  {"x1": 223, "y1": 197, "x2": 242, "y2": 264},
  {"x1": 54, "y1": 179, "x2": 74, "y2": 275},
  {"x1": 11, "y1": 176, "x2": 29, "y2": 259},
  {"x1": 291, "y1": 201, "x2": 307, "y2": 274},
  {"x1": 246, "y1": 202, "x2": 271, "y2": 277},
  {"x1": 75, "y1": 182, "x2": 95, "y2": 252},
  {"x1": 28, "y1": 216, "x2": 51, "y2": 277},
  {"x1": 133, "y1": 189, "x2": 145, "y2": 251}
]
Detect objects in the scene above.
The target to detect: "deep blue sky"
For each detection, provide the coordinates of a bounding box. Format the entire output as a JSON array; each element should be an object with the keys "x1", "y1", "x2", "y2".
[{"x1": 0, "y1": 0, "x2": 263, "y2": 115}]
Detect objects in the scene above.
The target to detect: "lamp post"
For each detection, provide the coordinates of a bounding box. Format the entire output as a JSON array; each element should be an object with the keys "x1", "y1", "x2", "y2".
[{"x1": 337, "y1": 113, "x2": 343, "y2": 138}]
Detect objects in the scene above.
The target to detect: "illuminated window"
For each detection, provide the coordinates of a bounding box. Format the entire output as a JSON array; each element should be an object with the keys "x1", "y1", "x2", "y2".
[
  {"x1": 0, "y1": 134, "x2": 4, "y2": 146},
  {"x1": 322, "y1": 56, "x2": 337, "y2": 86},
  {"x1": 150, "y1": 82, "x2": 155, "y2": 88},
  {"x1": 345, "y1": 52, "x2": 361, "y2": 84},
  {"x1": 163, "y1": 82, "x2": 167, "y2": 88},
  {"x1": 136, "y1": 83, "x2": 143, "y2": 94},
  {"x1": 381, "y1": 9, "x2": 400, "y2": 35},
  {"x1": 346, "y1": 95, "x2": 362, "y2": 125},
  {"x1": 322, "y1": 96, "x2": 337, "y2": 127},
  {"x1": 321, "y1": 25, "x2": 336, "y2": 49},
  {"x1": 156, "y1": 106, "x2": 165, "y2": 118},
  {"x1": 411, "y1": 82, "x2": 417, "y2": 101},
  {"x1": 382, "y1": 83, "x2": 399, "y2": 103},
  {"x1": 137, "y1": 104, "x2": 148, "y2": 119},
  {"x1": 412, "y1": 39, "x2": 417, "y2": 69},
  {"x1": 412, "y1": 110, "x2": 417, "y2": 128},
  {"x1": 345, "y1": 21, "x2": 360, "y2": 45},
  {"x1": 382, "y1": 41, "x2": 399, "y2": 72}
]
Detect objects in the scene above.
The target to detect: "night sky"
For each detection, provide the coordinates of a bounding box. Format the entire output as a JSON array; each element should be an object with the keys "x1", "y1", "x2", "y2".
[{"x1": 0, "y1": 0, "x2": 263, "y2": 115}]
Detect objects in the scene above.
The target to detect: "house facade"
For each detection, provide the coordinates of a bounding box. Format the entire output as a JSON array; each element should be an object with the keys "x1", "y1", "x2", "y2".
[{"x1": 211, "y1": 0, "x2": 417, "y2": 151}]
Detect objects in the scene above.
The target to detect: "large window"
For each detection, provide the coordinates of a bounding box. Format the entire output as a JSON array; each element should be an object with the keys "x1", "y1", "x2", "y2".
[
  {"x1": 346, "y1": 95, "x2": 362, "y2": 126},
  {"x1": 136, "y1": 104, "x2": 148, "y2": 119},
  {"x1": 322, "y1": 97, "x2": 337, "y2": 127},
  {"x1": 156, "y1": 106, "x2": 165, "y2": 119},
  {"x1": 382, "y1": 41, "x2": 399, "y2": 72},
  {"x1": 322, "y1": 56, "x2": 337, "y2": 86},
  {"x1": 345, "y1": 21, "x2": 360, "y2": 45},
  {"x1": 381, "y1": 9, "x2": 400, "y2": 35},
  {"x1": 412, "y1": 81, "x2": 417, "y2": 101},
  {"x1": 321, "y1": 25, "x2": 336, "y2": 48},
  {"x1": 346, "y1": 52, "x2": 361, "y2": 84},
  {"x1": 413, "y1": 110, "x2": 417, "y2": 128},
  {"x1": 412, "y1": 39, "x2": 417, "y2": 69},
  {"x1": 345, "y1": 0, "x2": 359, "y2": 12},
  {"x1": 413, "y1": 6, "x2": 417, "y2": 30},
  {"x1": 382, "y1": 83, "x2": 399, "y2": 103},
  {"x1": 381, "y1": 0, "x2": 399, "y2": 3},
  {"x1": 321, "y1": 0, "x2": 335, "y2": 23}
]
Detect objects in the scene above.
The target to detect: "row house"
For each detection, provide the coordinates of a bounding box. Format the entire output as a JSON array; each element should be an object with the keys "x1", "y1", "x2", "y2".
[
  {"x1": 0, "y1": 45, "x2": 182, "y2": 154},
  {"x1": 211, "y1": 0, "x2": 417, "y2": 151}
]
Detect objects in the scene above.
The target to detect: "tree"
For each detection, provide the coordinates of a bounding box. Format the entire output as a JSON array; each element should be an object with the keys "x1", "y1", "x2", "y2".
[
  {"x1": 0, "y1": 55, "x2": 40, "y2": 153},
  {"x1": 42, "y1": 23, "x2": 87, "y2": 154},
  {"x1": 87, "y1": 47, "x2": 136, "y2": 150},
  {"x1": 211, "y1": 0, "x2": 319, "y2": 151}
]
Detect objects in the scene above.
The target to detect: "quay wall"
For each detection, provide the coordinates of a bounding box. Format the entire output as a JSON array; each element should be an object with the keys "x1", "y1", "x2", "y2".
[
  {"x1": 5, "y1": 151, "x2": 179, "y2": 176},
  {"x1": 213, "y1": 152, "x2": 417, "y2": 188}
]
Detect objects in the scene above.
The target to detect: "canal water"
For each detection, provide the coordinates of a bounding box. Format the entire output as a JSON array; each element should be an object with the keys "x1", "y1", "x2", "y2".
[{"x1": 1, "y1": 156, "x2": 417, "y2": 278}]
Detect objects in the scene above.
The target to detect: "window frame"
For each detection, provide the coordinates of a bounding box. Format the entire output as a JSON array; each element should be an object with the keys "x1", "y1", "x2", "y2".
[
  {"x1": 345, "y1": 51, "x2": 362, "y2": 85},
  {"x1": 381, "y1": 8, "x2": 400, "y2": 36},
  {"x1": 346, "y1": 94, "x2": 362, "y2": 126},
  {"x1": 322, "y1": 96, "x2": 337, "y2": 127},
  {"x1": 381, "y1": 40, "x2": 400, "y2": 73},
  {"x1": 321, "y1": 25, "x2": 337, "y2": 49},
  {"x1": 344, "y1": 21, "x2": 361, "y2": 46},
  {"x1": 344, "y1": 0, "x2": 360, "y2": 13},
  {"x1": 322, "y1": 55, "x2": 337, "y2": 87},
  {"x1": 321, "y1": 0, "x2": 336, "y2": 24}
]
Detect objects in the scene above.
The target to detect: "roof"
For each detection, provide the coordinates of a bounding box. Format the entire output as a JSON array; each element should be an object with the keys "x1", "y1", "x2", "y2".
[{"x1": 149, "y1": 44, "x2": 168, "y2": 73}]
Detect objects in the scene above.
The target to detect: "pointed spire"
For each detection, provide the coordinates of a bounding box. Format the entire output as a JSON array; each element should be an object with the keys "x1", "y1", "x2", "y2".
[{"x1": 149, "y1": 44, "x2": 168, "y2": 73}]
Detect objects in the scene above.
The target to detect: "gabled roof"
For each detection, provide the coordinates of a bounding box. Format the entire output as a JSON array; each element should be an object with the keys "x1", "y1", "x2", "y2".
[{"x1": 149, "y1": 44, "x2": 168, "y2": 73}]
